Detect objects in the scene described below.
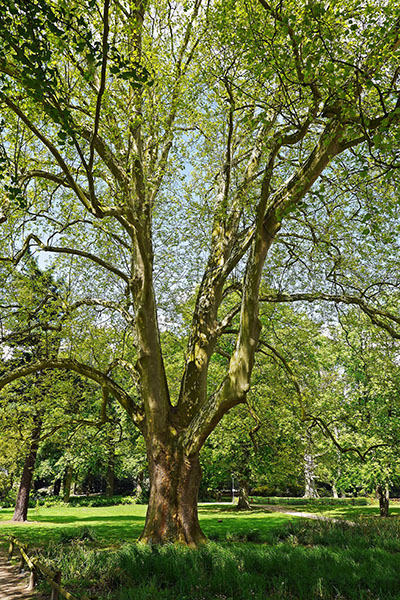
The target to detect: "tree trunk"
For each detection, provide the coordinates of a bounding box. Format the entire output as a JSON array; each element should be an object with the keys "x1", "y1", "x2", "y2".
[
  {"x1": 53, "y1": 478, "x2": 61, "y2": 496},
  {"x1": 376, "y1": 483, "x2": 389, "y2": 517},
  {"x1": 237, "y1": 478, "x2": 251, "y2": 510},
  {"x1": 13, "y1": 419, "x2": 42, "y2": 522},
  {"x1": 106, "y1": 449, "x2": 115, "y2": 497},
  {"x1": 303, "y1": 431, "x2": 319, "y2": 499},
  {"x1": 332, "y1": 426, "x2": 342, "y2": 499},
  {"x1": 135, "y1": 472, "x2": 143, "y2": 498},
  {"x1": 139, "y1": 441, "x2": 206, "y2": 546},
  {"x1": 63, "y1": 465, "x2": 73, "y2": 503}
]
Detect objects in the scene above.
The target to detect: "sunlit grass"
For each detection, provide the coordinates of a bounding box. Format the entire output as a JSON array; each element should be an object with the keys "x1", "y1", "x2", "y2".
[
  {"x1": 32, "y1": 518, "x2": 400, "y2": 599},
  {"x1": 2, "y1": 501, "x2": 400, "y2": 599},
  {"x1": 0, "y1": 500, "x2": 397, "y2": 549},
  {"x1": 0, "y1": 502, "x2": 293, "y2": 549}
]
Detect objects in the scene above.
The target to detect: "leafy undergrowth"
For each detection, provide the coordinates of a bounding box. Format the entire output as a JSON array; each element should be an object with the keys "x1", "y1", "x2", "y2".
[{"x1": 37, "y1": 519, "x2": 400, "y2": 600}]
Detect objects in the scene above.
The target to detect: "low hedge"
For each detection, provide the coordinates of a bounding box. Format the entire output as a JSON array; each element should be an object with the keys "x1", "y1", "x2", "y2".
[{"x1": 250, "y1": 496, "x2": 369, "y2": 506}]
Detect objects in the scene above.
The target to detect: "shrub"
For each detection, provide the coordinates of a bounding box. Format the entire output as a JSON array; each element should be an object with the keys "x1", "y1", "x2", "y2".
[
  {"x1": 26, "y1": 494, "x2": 140, "y2": 509},
  {"x1": 250, "y1": 496, "x2": 369, "y2": 506},
  {"x1": 59, "y1": 526, "x2": 98, "y2": 544}
]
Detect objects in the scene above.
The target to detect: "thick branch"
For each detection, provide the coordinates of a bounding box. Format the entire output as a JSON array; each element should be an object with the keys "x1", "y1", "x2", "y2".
[
  {"x1": 79, "y1": 128, "x2": 128, "y2": 188},
  {"x1": 88, "y1": 0, "x2": 110, "y2": 175},
  {"x1": 68, "y1": 298, "x2": 134, "y2": 324},
  {"x1": 0, "y1": 94, "x2": 93, "y2": 213},
  {"x1": 5, "y1": 233, "x2": 130, "y2": 284},
  {"x1": 19, "y1": 170, "x2": 71, "y2": 188},
  {"x1": 0, "y1": 358, "x2": 143, "y2": 425},
  {"x1": 260, "y1": 291, "x2": 400, "y2": 339}
]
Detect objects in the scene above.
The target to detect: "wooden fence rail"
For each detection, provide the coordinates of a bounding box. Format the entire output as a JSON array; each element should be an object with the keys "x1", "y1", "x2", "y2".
[{"x1": 7, "y1": 536, "x2": 90, "y2": 600}]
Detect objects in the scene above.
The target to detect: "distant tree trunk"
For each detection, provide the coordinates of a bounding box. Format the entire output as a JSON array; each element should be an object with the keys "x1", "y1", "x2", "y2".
[
  {"x1": 13, "y1": 418, "x2": 42, "y2": 522},
  {"x1": 106, "y1": 449, "x2": 115, "y2": 497},
  {"x1": 332, "y1": 426, "x2": 342, "y2": 499},
  {"x1": 86, "y1": 469, "x2": 94, "y2": 495},
  {"x1": 237, "y1": 478, "x2": 251, "y2": 510},
  {"x1": 303, "y1": 431, "x2": 319, "y2": 499},
  {"x1": 63, "y1": 465, "x2": 73, "y2": 502},
  {"x1": 53, "y1": 478, "x2": 61, "y2": 496},
  {"x1": 332, "y1": 483, "x2": 346, "y2": 498},
  {"x1": 376, "y1": 483, "x2": 389, "y2": 517},
  {"x1": 135, "y1": 472, "x2": 143, "y2": 498}
]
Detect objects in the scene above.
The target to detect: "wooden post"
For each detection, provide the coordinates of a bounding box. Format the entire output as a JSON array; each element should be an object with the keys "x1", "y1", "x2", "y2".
[
  {"x1": 18, "y1": 548, "x2": 25, "y2": 573},
  {"x1": 8, "y1": 539, "x2": 14, "y2": 560},
  {"x1": 28, "y1": 568, "x2": 37, "y2": 591},
  {"x1": 51, "y1": 571, "x2": 62, "y2": 600},
  {"x1": 8, "y1": 536, "x2": 91, "y2": 600}
]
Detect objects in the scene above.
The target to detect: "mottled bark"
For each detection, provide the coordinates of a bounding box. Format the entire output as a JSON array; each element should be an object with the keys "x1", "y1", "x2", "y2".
[
  {"x1": 139, "y1": 439, "x2": 206, "y2": 546},
  {"x1": 13, "y1": 418, "x2": 42, "y2": 522},
  {"x1": 135, "y1": 472, "x2": 143, "y2": 498},
  {"x1": 331, "y1": 426, "x2": 341, "y2": 499},
  {"x1": 304, "y1": 454, "x2": 319, "y2": 498},
  {"x1": 237, "y1": 479, "x2": 251, "y2": 510},
  {"x1": 303, "y1": 431, "x2": 319, "y2": 499},
  {"x1": 376, "y1": 483, "x2": 389, "y2": 518}
]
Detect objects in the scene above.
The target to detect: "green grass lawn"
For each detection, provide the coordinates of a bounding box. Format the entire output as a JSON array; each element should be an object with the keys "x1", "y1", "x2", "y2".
[
  {"x1": 2, "y1": 502, "x2": 400, "y2": 599},
  {"x1": 0, "y1": 502, "x2": 293, "y2": 548}
]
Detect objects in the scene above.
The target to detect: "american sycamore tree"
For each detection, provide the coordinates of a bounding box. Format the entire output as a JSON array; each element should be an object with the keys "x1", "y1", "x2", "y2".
[{"x1": 0, "y1": 0, "x2": 400, "y2": 544}]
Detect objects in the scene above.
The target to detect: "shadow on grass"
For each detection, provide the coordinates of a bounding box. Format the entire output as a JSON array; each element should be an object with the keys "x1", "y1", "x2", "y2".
[
  {"x1": 26, "y1": 514, "x2": 145, "y2": 524},
  {"x1": 0, "y1": 504, "x2": 295, "y2": 552}
]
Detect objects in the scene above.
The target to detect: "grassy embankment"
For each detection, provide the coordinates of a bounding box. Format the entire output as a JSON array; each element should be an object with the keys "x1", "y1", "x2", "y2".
[{"x1": 1, "y1": 501, "x2": 400, "y2": 599}]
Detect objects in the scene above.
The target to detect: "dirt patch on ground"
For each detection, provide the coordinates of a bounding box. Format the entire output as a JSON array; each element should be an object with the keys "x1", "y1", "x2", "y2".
[{"x1": 0, "y1": 552, "x2": 36, "y2": 600}]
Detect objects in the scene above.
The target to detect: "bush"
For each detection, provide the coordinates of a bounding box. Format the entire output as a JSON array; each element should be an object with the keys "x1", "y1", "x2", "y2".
[
  {"x1": 59, "y1": 526, "x2": 98, "y2": 544},
  {"x1": 250, "y1": 496, "x2": 369, "y2": 506},
  {"x1": 0, "y1": 471, "x2": 16, "y2": 508},
  {"x1": 28, "y1": 494, "x2": 140, "y2": 509}
]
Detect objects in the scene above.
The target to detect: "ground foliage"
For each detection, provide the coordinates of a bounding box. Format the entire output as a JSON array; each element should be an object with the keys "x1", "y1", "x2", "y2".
[{"x1": 35, "y1": 518, "x2": 400, "y2": 600}]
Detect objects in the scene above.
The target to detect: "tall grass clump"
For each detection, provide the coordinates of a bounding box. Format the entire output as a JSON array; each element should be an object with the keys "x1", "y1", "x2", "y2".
[{"x1": 38, "y1": 519, "x2": 400, "y2": 599}]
